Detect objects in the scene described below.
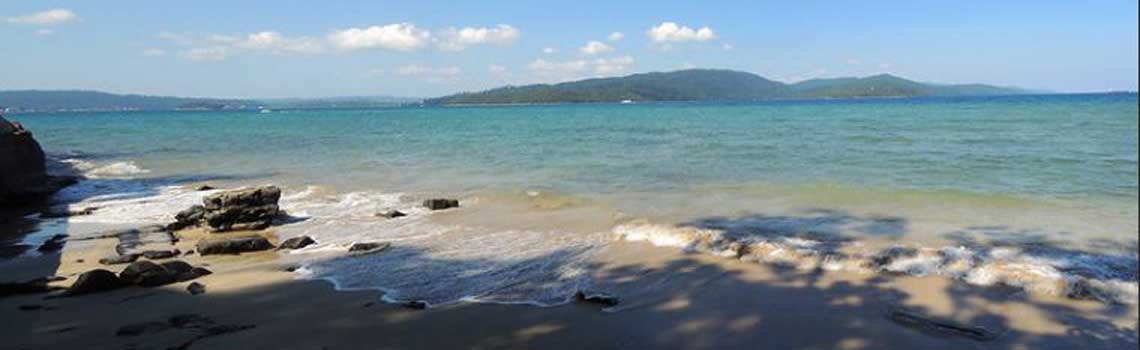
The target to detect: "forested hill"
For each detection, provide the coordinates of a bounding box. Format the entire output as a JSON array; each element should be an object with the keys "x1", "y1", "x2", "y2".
[
  {"x1": 0, "y1": 90, "x2": 254, "y2": 112},
  {"x1": 425, "y1": 69, "x2": 1026, "y2": 105}
]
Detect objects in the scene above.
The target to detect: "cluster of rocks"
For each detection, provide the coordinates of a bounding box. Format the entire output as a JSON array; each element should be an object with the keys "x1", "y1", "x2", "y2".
[
  {"x1": 64, "y1": 260, "x2": 212, "y2": 296},
  {"x1": 169, "y1": 186, "x2": 283, "y2": 232}
]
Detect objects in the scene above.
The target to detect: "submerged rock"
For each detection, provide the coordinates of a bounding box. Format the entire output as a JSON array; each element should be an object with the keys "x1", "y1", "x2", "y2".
[
  {"x1": 422, "y1": 198, "x2": 459, "y2": 211},
  {"x1": 348, "y1": 242, "x2": 391, "y2": 254},
  {"x1": 65, "y1": 269, "x2": 124, "y2": 296},
  {"x1": 99, "y1": 253, "x2": 141, "y2": 265},
  {"x1": 402, "y1": 300, "x2": 429, "y2": 310},
  {"x1": 196, "y1": 235, "x2": 274, "y2": 255},
  {"x1": 201, "y1": 186, "x2": 282, "y2": 232},
  {"x1": 375, "y1": 210, "x2": 407, "y2": 219},
  {"x1": 278, "y1": 236, "x2": 316, "y2": 250},
  {"x1": 574, "y1": 291, "x2": 620, "y2": 307}
]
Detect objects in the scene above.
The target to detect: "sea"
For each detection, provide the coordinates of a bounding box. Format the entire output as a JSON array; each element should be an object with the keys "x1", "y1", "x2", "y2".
[{"x1": 8, "y1": 93, "x2": 1138, "y2": 306}]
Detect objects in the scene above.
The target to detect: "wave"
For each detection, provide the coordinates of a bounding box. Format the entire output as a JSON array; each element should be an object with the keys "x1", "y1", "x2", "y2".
[
  {"x1": 59, "y1": 159, "x2": 150, "y2": 178},
  {"x1": 613, "y1": 220, "x2": 1139, "y2": 305}
]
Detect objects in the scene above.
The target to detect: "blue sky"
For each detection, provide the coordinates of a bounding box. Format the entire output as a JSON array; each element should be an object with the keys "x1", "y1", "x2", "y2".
[{"x1": 2, "y1": 1, "x2": 1137, "y2": 98}]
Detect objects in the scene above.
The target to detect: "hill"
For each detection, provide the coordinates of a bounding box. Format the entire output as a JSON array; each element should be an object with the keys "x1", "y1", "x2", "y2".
[
  {"x1": 0, "y1": 90, "x2": 254, "y2": 113},
  {"x1": 426, "y1": 69, "x2": 1026, "y2": 105}
]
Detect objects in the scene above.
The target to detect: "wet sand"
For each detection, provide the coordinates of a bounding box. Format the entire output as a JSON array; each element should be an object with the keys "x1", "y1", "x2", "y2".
[{"x1": 2, "y1": 226, "x2": 1136, "y2": 350}]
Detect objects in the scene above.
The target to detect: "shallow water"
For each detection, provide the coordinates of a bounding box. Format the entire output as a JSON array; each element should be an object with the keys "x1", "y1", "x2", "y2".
[{"x1": 9, "y1": 93, "x2": 1138, "y2": 305}]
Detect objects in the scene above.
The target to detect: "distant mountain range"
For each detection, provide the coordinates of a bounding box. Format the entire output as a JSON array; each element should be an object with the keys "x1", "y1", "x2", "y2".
[
  {"x1": 425, "y1": 69, "x2": 1029, "y2": 105},
  {"x1": 2, "y1": 69, "x2": 1030, "y2": 112},
  {"x1": 0, "y1": 90, "x2": 418, "y2": 113}
]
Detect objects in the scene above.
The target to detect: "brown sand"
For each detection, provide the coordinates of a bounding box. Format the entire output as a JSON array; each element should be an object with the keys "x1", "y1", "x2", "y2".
[{"x1": 1, "y1": 226, "x2": 1137, "y2": 350}]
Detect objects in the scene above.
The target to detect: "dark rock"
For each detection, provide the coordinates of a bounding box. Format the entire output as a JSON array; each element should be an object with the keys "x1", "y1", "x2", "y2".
[
  {"x1": 887, "y1": 307, "x2": 999, "y2": 341},
  {"x1": 196, "y1": 235, "x2": 274, "y2": 255},
  {"x1": 64, "y1": 269, "x2": 124, "y2": 296},
  {"x1": 201, "y1": 186, "x2": 281, "y2": 232},
  {"x1": 0, "y1": 115, "x2": 48, "y2": 204},
  {"x1": 574, "y1": 291, "x2": 620, "y2": 306},
  {"x1": 375, "y1": 210, "x2": 407, "y2": 219},
  {"x1": 348, "y1": 242, "x2": 391, "y2": 254},
  {"x1": 41, "y1": 205, "x2": 97, "y2": 218},
  {"x1": 196, "y1": 185, "x2": 216, "y2": 191},
  {"x1": 188, "y1": 267, "x2": 213, "y2": 278},
  {"x1": 278, "y1": 236, "x2": 316, "y2": 250},
  {"x1": 141, "y1": 249, "x2": 180, "y2": 260},
  {"x1": 168, "y1": 205, "x2": 206, "y2": 230},
  {"x1": 119, "y1": 261, "x2": 177, "y2": 287},
  {"x1": 422, "y1": 198, "x2": 459, "y2": 210},
  {"x1": 99, "y1": 253, "x2": 141, "y2": 265},
  {"x1": 186, "y1": 282, "x2": 206, "y2": 295},
  {"x1": 159, "y1": 261, "x2": 194, "y2": 275},
  {"x1": 283, "y1": 265, "x2": 300, "y2": 272},
  {"x1": 0, "y1": 279, "x2": 54, "y2": 297},
  {"x1": 402, "y1": 300, "x2": 429, "y2": 309},
  {"x1": 36, "y1": 234, "x2": 68, "y2": 252},
  {"x1": 867, "y1": 246, "x2": 918, "y2": 269}
]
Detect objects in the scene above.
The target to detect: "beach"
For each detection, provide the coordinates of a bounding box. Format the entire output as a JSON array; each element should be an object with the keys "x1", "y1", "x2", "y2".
[{"x1": 2, "y1": 94, "x2": 1138, "y2": 349}]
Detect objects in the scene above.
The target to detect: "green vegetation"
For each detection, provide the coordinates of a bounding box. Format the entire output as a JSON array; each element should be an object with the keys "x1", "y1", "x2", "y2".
[
  {"x1": 0, "y1": 90, "x2": 254, "y2": 112},
  {"x1": 426, "y1": 69, "x2": 1027, "y2": 105}
]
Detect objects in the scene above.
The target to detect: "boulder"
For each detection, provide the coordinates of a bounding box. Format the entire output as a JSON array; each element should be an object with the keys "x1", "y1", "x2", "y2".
[
  {"x1": 574, "y1": 291, "x2": 620, "y2": 306},
  {"x1": 422, "y1": 198, "x2": 459, "y2": 211},
  {"x1": 168, "y1": 205, "x2": 205, "y2": 230},
  {"x1": 64, "y1": 269, "x2": 124, "y2": 296},
  {"x1": 187, "y1": 282, "x2": 206, "y2": 295},
  {"x1": 36, "y1": 234, "x2": 68, "y2": 253},
  {"x1": 201, "y1": 186, "x2": 282, "y2": 232},
  {"x1": 278, "y1": 236, "x2": 315, "y2": 250},
  {"x1": 196, "y1": 235, "x2": 274, "y2": 255},
  {"x1": 402, "y1": 300, "x2": 429, "y2": 309},
  {"x1": 375, "y1": 210, "x2": 407, "y2": 219},
  {"x1": 98, "y1": 253, "x2": 141, "y2": 265},
  {"x1": 141, "y1": 249, "x2": 180, "y2": 260},
  {"x1": 41, "y1": 205, "x2": 96, "y2": 218},
  {"x1": 119, "y1": 261, "x2": 177, "y2": 287},
  {"x1": 0, "y1": 116, "x2": 47, "y2": 204},
  {"x1": 348, "y1": 242, "x2": 391, "y2": 254}
]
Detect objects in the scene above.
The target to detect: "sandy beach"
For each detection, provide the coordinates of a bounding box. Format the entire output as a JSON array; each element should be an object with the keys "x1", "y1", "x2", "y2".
[{"x1": 2, "y1": 217, "x2": 1136, "y2": 350}]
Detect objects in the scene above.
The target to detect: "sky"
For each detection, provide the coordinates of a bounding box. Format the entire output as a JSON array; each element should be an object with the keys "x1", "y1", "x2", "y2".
[{"x1": 1, "y1": 1, "x2": 1137, "y2": 98}]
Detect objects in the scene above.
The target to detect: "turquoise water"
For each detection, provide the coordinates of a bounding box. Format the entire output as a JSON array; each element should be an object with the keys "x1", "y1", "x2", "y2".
[
  {"x1": 8, "y1": 93, "x2": 1139, "y2": 305},
  {"x1": 15, "y1": 93, "x2": 1139, "y2": 200}
]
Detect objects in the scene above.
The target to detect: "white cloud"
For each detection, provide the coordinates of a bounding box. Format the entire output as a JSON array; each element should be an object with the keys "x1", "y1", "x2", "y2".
[
  {"x1": 229, "y1": 31, "x2": 325, "y2": 55},
  {"x1": 6, "y1": 9, "x2": 77, "y2": 25},
  {"x1": 542, "y1": 47, "x2": 558, "y2": 54},
  {"x1": 607, "y1": 32, "x2": 624, "y2": 42},
  {"x1": 34, "y1": 29, "x2": 54, "y2": 36},
  {"x1": 647, "y1": 22, "x2": 716, "y2": 43},
  {"x1": 436, "y1": 24, "x2": 519, "y2": 51},
  {"x1": 578, "y1": 40, "x2": 614, "y2": 56},
  {"x1": 722, "y1": 43, "x2": 734, "y2": 51},
  {"x1": 393, "y1": 64, "x2": 462, "y2": 83},
  {"x1": 328, "y1": 23, "x2": 432, "y2": 52},
  {"x1": 141, "y1": 48, "x2": 166, "y2": 57},
  {"x1": 180, "y1": 47, "x2": 229, "y2": 62},
  {"x1": 527, "y1": 55, "x2": 635, "y2": 80}
]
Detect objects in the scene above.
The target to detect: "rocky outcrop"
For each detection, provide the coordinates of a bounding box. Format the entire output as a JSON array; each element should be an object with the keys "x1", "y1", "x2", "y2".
[
  {"x1": 375, "y1": 210, "x2": 407, "y2": 219},
  {"x1": 169, "y1": 186, "x2": 282, "y2": 232},
  {"x1": 0, "y1": 115, "x2": 47, "y2": 205},
  {"x1": 196, "y1": 235, "x2": 274, "y2": 255},
  {"x1": 64, "y1": 269, "x2": 124, "y2": 296},
  {"x1": 422, "y1": 198, "x2": 459, "y2": 210},
  {"x1": 574, "y1": 291, "x2": 620, "y2": 306},
  {"x1": 118, "y1": 260, "x2": 210, "y2": 287},
  {"x1": 348, "y1": 242, "x2": 390, "y2": 254},
  {"x1": 277, "y1": 236, "x2": 315, "y2": 250}
]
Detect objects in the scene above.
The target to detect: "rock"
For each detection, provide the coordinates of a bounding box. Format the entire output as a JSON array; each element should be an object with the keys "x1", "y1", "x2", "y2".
[
  {"x1": 36, "y1": 234, "x2": 68, "y2": 253},
  {"x1": 375, "y1": 210, "x2": 407, "y2": 219},
  {"x1": 201, "y1": 186, "x2": 281, "y2": 232},
  {"x1": 186, "y1": 282, "x2": 206, "y2": 295},
  {"x1": 196, "y1": 185, "x2": 215, "y2": 191},
  {"x1": 119, "y1": 261, "x2": 177, "y2": 287},
  {"x1": 141, "y1": 249, "x2": 180, "y2": 260},
  {"x1": 168, "y1": 205, "x2": 206, "y2": 230},
  {"x1": 277, "y1": 236, "x2": 315, "y2": 250},
  {"x1": 402, "y1": 300, "x2": 429, "y2": 309},
  {"x1": 99, "y1": 253, "x2": 141, "y2": 265},
  {"x1": 348, "y1": 242, "x2": 391, "y2": 254},
  {"x1": 868, "y1": 246, "x2": 918, "y2": 269},
  {"x1": 0, "y1": 279, "x2": 54, "y2": 297},
  {"x1": 422, "y1": 198, "x2": 459, "y2": 210},
  {"x1": 574, "y1": 291, "x2": 620, "y2": 306},
  {"x1": 0, "y1": 116, "x2": 47, "y2": 204},
  {"x1": 887, "y1": 307, "x2": 999, "y2": 341},
  {"x1": 159, "y1": 261, "x2": 194, "y2": 275},
  {"x1": 195, "y1": 235, "x2": 274, "y2": 255},
  {"x1": 41, "y1": 205, "x2": 97, "y2": 218},
  {"x1": 64, "y1": 269, "x2": 124, "y2": 296}
]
